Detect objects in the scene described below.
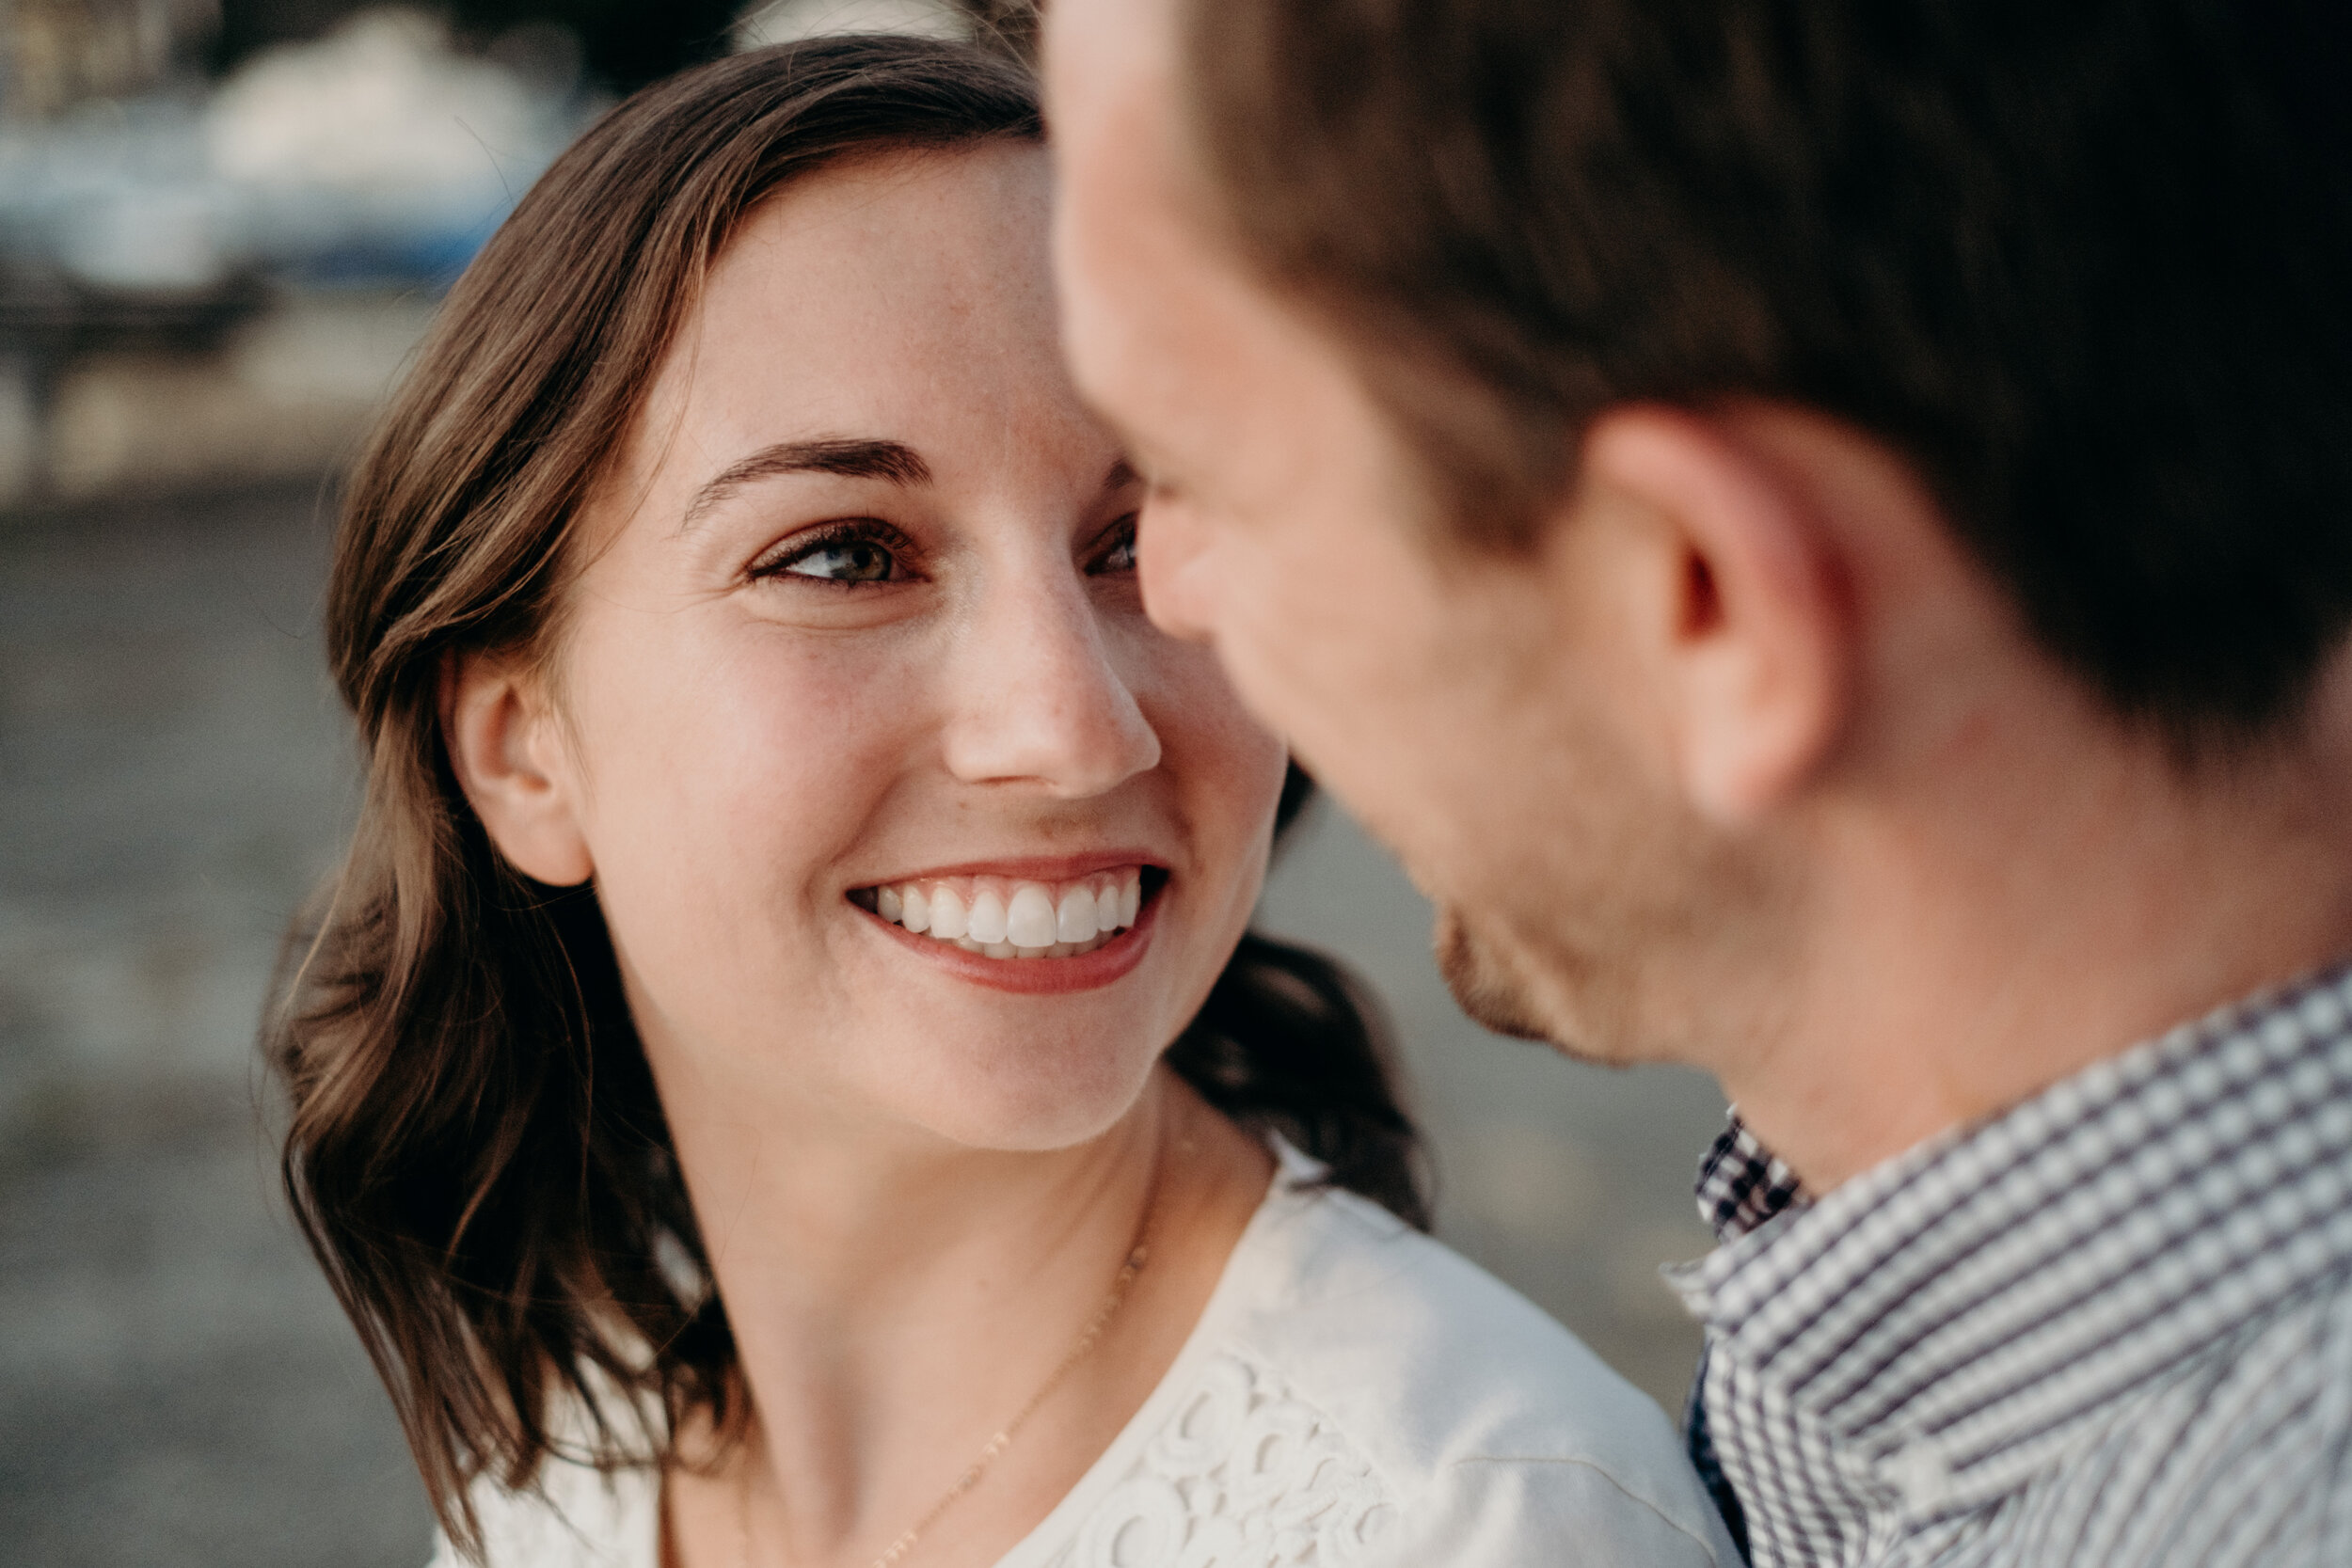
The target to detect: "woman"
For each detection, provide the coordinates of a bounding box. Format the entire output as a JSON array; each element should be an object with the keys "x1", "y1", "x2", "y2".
[{"x1": 269, "y1": 36, "x2": 1735, "y2": 1568}]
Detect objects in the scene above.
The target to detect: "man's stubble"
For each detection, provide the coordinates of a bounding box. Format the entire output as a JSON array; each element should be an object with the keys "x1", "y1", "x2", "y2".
[{"x1": 1410, "y1": 713, "x2": 1787, "y2": 1074}]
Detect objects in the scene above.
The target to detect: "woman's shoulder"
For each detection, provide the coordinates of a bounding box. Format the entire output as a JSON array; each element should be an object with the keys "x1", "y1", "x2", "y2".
[
  {"x1": 422, "y1": 1459, "x2": 660, "y2": 1568},
  {"x1": 1034, "y1": 1162, "x2": 1738, "y2": 1567},
  {"x1": 1237, "y1": 1173, "x2": 1685, "y2": 1463}
]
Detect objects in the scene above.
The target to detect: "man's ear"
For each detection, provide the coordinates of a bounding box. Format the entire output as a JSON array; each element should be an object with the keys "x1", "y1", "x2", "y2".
[
  {"x1": 440, "y1": 651, "x2": 594, "y2": 886},
  {"x1": 1572, "y1": 404, "x2": 1851, "y2": 824}
]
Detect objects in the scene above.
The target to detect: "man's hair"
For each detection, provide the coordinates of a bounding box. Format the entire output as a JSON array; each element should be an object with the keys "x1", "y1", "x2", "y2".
[{"x1": 1180, "y1": 0, "x2": 2352, "y2": 744}]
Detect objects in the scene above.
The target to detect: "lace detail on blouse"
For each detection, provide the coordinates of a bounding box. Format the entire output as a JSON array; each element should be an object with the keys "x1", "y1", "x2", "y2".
[{"x1": 1042, "y1": 1350, "x2": 1396, "y2": 1568}]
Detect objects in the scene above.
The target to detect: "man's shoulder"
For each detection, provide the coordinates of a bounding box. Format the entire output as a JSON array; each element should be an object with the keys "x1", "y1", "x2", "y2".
[
  {"x1": 2009, "y1": 1272, "x2": 2352, "y2": 1566},
  {"x1": 1212, "y1": 1180, "x2": 1737, "y2": 1564}
]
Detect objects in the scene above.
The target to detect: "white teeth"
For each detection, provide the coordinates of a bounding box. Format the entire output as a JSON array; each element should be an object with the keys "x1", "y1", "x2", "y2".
[
  {"x1": 930, "y1": 885, "x2": 969, "y2": 941},
  {"x1": 1057, "y1": 885, "x2": 1098, "y2": 943},
  {"x1": 967, "y1": 887, "x2": 1009, "y2": 945},
  {"x1": 1006, "y1": 884, "x2": 1058, "y2": 948},
  {"x1": 863, "y1": 868, "x2": 1150, "y2": 958}
]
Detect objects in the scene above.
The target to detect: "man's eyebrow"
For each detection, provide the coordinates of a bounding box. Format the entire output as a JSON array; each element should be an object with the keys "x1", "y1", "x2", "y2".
[
  {"x1": 681, "y1": 438, "x2": 933, "y2": 531},
  {"x1": 1102, "y1": 458, "x2": 1141, "y2": 497}
]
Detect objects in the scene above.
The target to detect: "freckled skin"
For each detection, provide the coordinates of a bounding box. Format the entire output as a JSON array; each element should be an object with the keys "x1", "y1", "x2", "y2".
[
  {"x1": 552, "y1": 145, "x2": 1288, "y2": 1152},
  {"x1": 448, "y1": 141, "x2": 1295, "y2": 1568}
]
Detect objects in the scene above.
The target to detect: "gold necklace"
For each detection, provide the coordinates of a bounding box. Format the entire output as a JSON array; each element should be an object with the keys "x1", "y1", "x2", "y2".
[{"x1": 735, "y1": 1140, "x2": 1165, "y2": 1568}]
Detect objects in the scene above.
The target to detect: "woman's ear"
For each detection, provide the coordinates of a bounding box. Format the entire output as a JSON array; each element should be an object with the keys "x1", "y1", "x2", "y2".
[
  {"x1": 1571, "y1": 403, "x2": 1851, "y2": 825},
  {"x1": 440, "y1": 650, "x2": 595, "y2": 886}
]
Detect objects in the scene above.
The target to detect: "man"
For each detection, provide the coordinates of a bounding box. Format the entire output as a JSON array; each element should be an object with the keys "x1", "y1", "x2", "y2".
[{"x1": 1043, "y1": 1, "x2": 2352, "y2": 1564}]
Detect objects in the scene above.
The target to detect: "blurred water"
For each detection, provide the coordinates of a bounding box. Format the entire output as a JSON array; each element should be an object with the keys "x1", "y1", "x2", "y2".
[
  {"x1": 0, "y1": 482, "x2": 420, "y2": 1566},
  {"x1": 0, "y1": 480, "x2": 1724, "y2": 1564}
]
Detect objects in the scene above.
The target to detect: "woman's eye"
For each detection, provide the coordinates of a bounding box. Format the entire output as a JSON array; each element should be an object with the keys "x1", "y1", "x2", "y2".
[
  {"x1": 1094, "y1": 517, "x2": 1139, "y2": 575},
  {"x1": 768, "y1": 534, "x2": 901, "y2": 584}
]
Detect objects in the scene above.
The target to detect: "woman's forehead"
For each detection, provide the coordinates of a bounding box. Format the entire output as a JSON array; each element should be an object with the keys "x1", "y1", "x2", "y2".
[
  {"x1": 590, "y1": 142, "x2": 1109, "y2": 535},
  {"x1": 709, "y1": 145, "x2": 1053, "y2": 363},
  {"x1": 643, "y1": 147, "x2": 1067, "y2": 458}
]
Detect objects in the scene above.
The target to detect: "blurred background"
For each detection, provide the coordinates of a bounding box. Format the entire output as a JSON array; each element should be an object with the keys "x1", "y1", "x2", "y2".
[{"x1": 0, "y1": 3, "x2": 1729, "y2": 1562}]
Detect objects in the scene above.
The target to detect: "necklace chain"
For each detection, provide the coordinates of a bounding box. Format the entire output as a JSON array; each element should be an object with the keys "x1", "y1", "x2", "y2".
[
  {"x1": 863, "y1": 1235, "x2": 1150, "y2": 1568},
  {"x1": 735, "y1": 1144, "x2": 1165, "y2": 1568}
]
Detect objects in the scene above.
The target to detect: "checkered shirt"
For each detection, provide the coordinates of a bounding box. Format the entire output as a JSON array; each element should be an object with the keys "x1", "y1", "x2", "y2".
[{"x1": 1668, "y1": 963, "x2": 2352, "y2": 1568}]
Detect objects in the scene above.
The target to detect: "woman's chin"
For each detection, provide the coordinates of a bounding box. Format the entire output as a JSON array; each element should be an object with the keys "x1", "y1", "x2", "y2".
[{"x1": 878, "y1": 1044, "x2": 1164, "y2": 1154}]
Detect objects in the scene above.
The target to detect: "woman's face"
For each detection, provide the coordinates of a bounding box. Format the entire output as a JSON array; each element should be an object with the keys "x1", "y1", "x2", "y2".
[{"x1": 536, "y1": 145, "x2": 1285, "y2": 1149}]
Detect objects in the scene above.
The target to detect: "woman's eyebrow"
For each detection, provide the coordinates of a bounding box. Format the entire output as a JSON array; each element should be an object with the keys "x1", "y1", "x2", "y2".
[{"x1": 681, "y1": 437, "x2": 933, "y2": 530}]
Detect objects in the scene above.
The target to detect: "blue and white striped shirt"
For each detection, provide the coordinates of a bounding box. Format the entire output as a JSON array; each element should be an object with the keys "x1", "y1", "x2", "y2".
[{"x1": 1673, "y1": 964, "x2": 2352, "y2": 1567}]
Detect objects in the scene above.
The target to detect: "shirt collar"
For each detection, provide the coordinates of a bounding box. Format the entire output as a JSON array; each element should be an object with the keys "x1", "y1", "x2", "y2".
[
  {"x1": 1693, "y1": 1112, "x2": 1809, "y2": 1244},
  {"x1": 1670, "y1": 962, "x2": 2352, "y2": 1524}
]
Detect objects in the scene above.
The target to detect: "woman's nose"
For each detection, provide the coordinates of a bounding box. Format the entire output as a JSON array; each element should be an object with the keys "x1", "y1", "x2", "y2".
[{"x1": 939, "y1": 571, "x2": 1161, "y2": 798}]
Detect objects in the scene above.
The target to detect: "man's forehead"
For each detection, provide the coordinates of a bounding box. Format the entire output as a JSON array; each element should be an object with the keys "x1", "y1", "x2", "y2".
[
  {"x1": 1043, "y1": 0, "x2": 1179, "y2": 130},
  {"x1": 1043, "y1": 0, "x2": 1163, "y2": 56},
  {"x1": 1049, "y1": 0, "x2": 1241, "y2": 261}
]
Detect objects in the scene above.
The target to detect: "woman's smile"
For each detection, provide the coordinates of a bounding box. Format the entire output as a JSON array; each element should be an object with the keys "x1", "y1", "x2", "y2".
[
  {"x1": 280, "y1": 41, "x2": 1705, "y2": 1568},
  {"x1": 470, "y1": 135, "x2": 1291, "y2": 1153},
  {"x1": 848, "y1": 855, "x2": 1168, "y2": 992}
]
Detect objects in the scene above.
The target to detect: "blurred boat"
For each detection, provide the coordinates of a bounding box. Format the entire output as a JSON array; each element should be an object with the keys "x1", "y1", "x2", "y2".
[{"x1": 0, "y1": 7, "x2": 580, "y2": 361}]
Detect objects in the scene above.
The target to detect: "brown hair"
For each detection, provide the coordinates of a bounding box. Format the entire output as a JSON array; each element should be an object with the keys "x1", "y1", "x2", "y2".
[
  {"x1": 267, "y1": 33, "x2": 1423, "y2": 1559},
  {"x1": 1180, "y1": 0, "x2": 2352, "y2": 746}
]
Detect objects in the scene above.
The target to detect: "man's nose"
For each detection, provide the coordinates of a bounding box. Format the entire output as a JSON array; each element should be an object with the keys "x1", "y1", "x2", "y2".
[
  {"x1": 1136, "y1": 493, "x2": 1216, "y2": 645},
  {"x1": 940, "y1": 572, "x2": 1161, "y2": 798}
]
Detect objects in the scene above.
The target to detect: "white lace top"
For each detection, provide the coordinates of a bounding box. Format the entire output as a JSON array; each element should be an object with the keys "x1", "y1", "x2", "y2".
[{"x1": 431, "y1": 1144, "x2": 1737, "y2": 1568}]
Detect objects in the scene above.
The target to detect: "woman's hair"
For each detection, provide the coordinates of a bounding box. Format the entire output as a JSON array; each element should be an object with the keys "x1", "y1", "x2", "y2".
[{"x1": 265, "y1": 33, "x2": 1426, "y2": 1557}]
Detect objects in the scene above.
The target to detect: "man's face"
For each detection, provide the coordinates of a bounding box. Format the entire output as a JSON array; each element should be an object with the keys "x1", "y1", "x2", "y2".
[{"x1": 1045, "y1": 0, "x2": 1746, "y2": 1062}]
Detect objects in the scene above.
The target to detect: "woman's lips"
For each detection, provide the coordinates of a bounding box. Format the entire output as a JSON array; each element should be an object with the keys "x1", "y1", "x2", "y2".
[
  {"x1": 850, "y1": 865, "x2": 1152, "y2": 959},
  {"x1": 855, "y1": 876, "x2": 1164, "y2": 994},
  {"x1": 848, "y1": 864, "x2": 1167, "y2": 994}
]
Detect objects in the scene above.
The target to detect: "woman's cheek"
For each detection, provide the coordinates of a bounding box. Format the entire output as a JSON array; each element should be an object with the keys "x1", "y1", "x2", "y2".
[
  {"x1": 693, "y1": 633, "x2": 928, "y2": 865},
  {"x1": 571, "y1": 612, "x2": 902, "y2": 911}
]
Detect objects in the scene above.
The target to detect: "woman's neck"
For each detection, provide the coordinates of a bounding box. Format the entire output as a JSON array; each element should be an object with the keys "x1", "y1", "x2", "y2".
[{"x1": 660, "y1": 1068, "x2": 1274, "y2": 1568}]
